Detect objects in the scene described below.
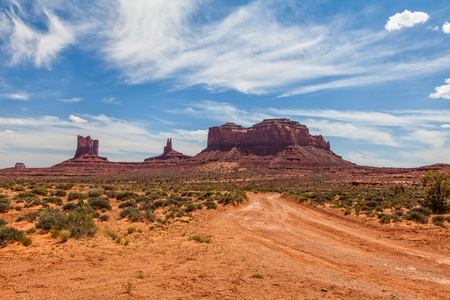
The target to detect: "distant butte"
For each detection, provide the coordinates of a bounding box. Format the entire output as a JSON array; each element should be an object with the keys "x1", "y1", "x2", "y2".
[{"x1": 144, "y1": 138, "x2": 191, "y2": 162}]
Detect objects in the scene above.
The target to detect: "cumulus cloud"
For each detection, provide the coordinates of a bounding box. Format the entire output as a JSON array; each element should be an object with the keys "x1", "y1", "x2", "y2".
[
  {"x1": 69, "y1": 115, "x2": 88, "y2": 123},
  {"x1": 429, "y1": 78, "x2": 450, "y2": 99},
  {"x1": 385, "y1": 10, "x2": 429, "y2": 31},
  {"x1": 443, "y1": 22, "x2": 450, "y2": 34},
  {"x1": 442, "y1": 124, "x2": 450, "y2": 128},
  {"x1": 1, "y1": 92, "x2": 30, "y2": 101}
]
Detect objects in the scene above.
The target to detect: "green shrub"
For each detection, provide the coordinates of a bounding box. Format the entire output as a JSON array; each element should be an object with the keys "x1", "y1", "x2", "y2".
[
  {"x1": 404, "y1": 211, "x2": 429, "y2": 224},
  {"x1": 120, "y1": 207, "x2": 143, "y2": 222},
  {"x1": 189, "y1": 235, "x2": 211, "y2": 243},
  {"x1": 127, "y1": 227, "x2": 136, "y2": 234},
  {"x1": 43, "y1": 197, "x2": 63, "y2": 206},
  {"x1": 0, "y1": 218, "x2": 6, "y2": 226},
  {"x1": 62, "y1": 203, "x2": 78, "y2": 211},
  {"x1": 378, "y1": 214, "x2": 399, "y2": 224},
  {"x1": 88, "y1": 197, "x2": 111, "y2": 210},
  {"x1": 59, "y1": 229, "x2": 71, "y2": 242},
  {"x1": 432, "y1": 215, "x2": 446, "y2": 226},
  {"x1": 116, "y1": 191, "x2": 137, "y2": 201},
  {"x1": 87, "y1": 188, "x2": 104, "y2": 198},
  {"x1": 51, "y1": 190, "x2": 67, "y2": 197},
  {"x1": 55, "y1": 183, "x2": 73, "y2": 190},
  {"x1": 68, "y1": 192, "x2": 86, "y2": 201},
  {"x1": 118, "y1": 200, "x2": 137, "y2": 209},
  {"x1": 251, "y1": 274, "x2": 264, "y2": 279},
  {"x1": 205, "y1": 201, "x2": 217, "y2": 210},
  {"x1": 31, "y1": 186, "x2": 48, "y2": 196},
  {"x1": 99, "y1": 215, "x2": 109, "y2": 222},
  {"x1": 0, "y1": 199, "x2": 11, "y2": 213},
  {"x1": 0, "y1": 226, "x2": 24, "y2": 247},
  {"x1": 36, "y1": 207, "x2": 96, "y2": 238}
]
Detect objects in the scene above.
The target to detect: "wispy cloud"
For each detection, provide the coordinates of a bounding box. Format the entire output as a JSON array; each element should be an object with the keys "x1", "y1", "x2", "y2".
[
  {"x1": 102, "y1": 97, "x2": 119, "y2": 104},
  {"x1": 69, "y1": 115, "x2": 88, "y2": 123},
  {"x1": 429, "y1": 78, "x2": 450, "y2": 99},
  {"x1": 385, "y1": 10, "x2": 429, "y2": 31},
  {"x1": 59, "y1": 97, "x2": 82, "y2": 103},
  {"x1": 3, "y1": 5, "x2": 76, "y2": 68},
  {"x1": 1, "y1": 92, "x2": 30, "y2": 101}
]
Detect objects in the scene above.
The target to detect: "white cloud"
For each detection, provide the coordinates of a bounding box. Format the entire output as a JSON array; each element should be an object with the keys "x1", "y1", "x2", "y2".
[
  {"x1": 346, "y1": 152, "x2": 408, "y2": 168},
  {"x1": 102, "y1": 97, "x2": 119, "y2": 104},
  {"x1": 443, "y1": 22, "x2": 450, "y2": 34},
  {"x1": 442, "y1": 124, "x2": 450, "y2": 128},
  {"x1": 59, "y1": 97, "x2": 82, "y2": 103},
  {"x1": 1, "y1": 92, "x2": 30, "y2": 101},
  {"x1": 385, "y1": 10, "x2": 429, "y2": 31},
  {"x1": 69, "y1": 115, "x2": 88, "y2": 123},
  {"x1": 427, "y1": 25, "x2": 440, "y2": 32},
  {"x1": 405, "y1": 130, "x2": 447, "y2": 148},
  {"x1": 429, "y1": 78, "x2": 450, "y2": 99},
  {"x1": 4, "y1": 7, "x2": 76, "y2": 67},
  {"x1": 4, "y1": 130, "x2": 15, "y2": 134}
]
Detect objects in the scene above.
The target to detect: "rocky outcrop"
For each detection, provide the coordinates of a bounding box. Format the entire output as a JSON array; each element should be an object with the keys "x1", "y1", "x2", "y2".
[
  {"x1": 74, "y1": 136, "x2": 99, "y2": 159},
  {"x1": 15, "y1": 163, "x2": 25, "y2": 169},
  {"x1": 144, "y1": 138, "x2": 191, "y2": 163},
  {"x1": 204, "y1": 118, "x2": 330, "y2": 155}
]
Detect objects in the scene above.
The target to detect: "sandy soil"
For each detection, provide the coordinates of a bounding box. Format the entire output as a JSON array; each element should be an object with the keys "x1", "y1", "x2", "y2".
[{"x1": 1, "y1": 194, "x2": 449, "y2": 299}]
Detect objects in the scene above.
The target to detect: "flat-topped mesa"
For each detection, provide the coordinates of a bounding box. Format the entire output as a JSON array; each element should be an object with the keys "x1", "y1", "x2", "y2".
[
  {"x1": 144, "y1": 138, "x2": 191, "y2": 162},
  {"x1": 74, "y1": 135, "x2": 99, "y2": 159},
  {"x1": 205, "y1": 118, "x2": 330, "y2": 155}
]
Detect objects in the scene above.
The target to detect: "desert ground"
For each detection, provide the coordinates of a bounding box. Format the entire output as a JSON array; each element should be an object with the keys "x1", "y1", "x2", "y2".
[{"x1": 2, "y1": 191, "x2": 449, "y2": 299}]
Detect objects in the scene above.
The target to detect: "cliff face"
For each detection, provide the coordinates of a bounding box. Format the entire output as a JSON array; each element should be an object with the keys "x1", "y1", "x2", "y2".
[
  {"x1": 205, "y1": 118, "x2": 330, "y2": 155},
  {"x1": 74, "y1": 136, "x2": 99, "y2": 159}
]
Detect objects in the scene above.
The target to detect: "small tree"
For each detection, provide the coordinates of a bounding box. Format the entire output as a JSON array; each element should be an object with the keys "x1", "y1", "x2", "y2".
[{"x1": 421, "y1": 170, "x2": 450, "y2": 213}]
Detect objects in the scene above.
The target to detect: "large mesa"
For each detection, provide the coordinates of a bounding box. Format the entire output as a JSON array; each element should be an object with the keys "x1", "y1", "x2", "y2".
[{"x1": 204, "y1": 118, "x2": 330, "y2": 155}]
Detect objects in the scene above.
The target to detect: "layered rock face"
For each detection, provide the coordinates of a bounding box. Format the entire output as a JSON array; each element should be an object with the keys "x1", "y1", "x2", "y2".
[
  {"x1": 74, "y1": 136, "x2": 99, "y2": 158},
  {"x1": 205, "y1": 118, "x2": 330, "y2": 155}
]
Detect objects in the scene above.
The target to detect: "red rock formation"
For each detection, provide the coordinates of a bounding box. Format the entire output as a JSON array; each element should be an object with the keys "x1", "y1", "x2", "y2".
[
  {"x1": 74, "y1": 135, "x2": 99, "y2": 159},
  {"x1": 144, "y1": 138, "x2": 191, "y2": 162},
  {"x1": 205, "y1": 118, "x2": 330, "y2": 155},
  {"x1": 15, "y1": 163, "x2": 25, "y2": 169}
]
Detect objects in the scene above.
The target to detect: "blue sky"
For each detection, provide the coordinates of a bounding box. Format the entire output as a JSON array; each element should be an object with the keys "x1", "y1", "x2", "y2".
[{"x1": 1, "y1": 0, "x2": 450, "y2": 168}]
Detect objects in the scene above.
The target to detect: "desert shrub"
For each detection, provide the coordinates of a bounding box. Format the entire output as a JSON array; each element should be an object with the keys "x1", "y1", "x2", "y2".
[
  {"x1": 251, "y1": 274, "x2": 264, "y2": 279},
  {"x1": 15, "y1": 192, "x2": 36, "y2": 198},
  {"x1": 144, "y1": 211, "x2": 156, "y2": 222},
  {"x1": 11, "y1": 184, "x2": 25, "y2": 191},
  {"x1": 120, "y1": 207, "x2": 143, "y2": 222},
  {"x1": 51, "y1": 190, "x2": 67, "y2": 197},
  {"x1": 62, "y1": 203, "x2": 78, "y2": 211},
  {"x1": 205, "y1": 200, "x2": 217, "y2": 210},
  {"x1": 408, "y1": 207, "x2": 433, "y2": 216},
  {"x1": 59, "y1": 229, "x2": 71, "y2": 242},
  {"x1": 88, "y1": 197, "x2": 111, "y2": 210},
  {"x1": 378, "y1": 213, "x2": 399, "y2": 224},
  {"x1": 43, "y1": 197, "x2": 63, "y2": 206},
  {"x1": 118, "y1": 200, "x2": 137, "y2": 209},
  {"x1": 189, "y1": 235, "x2": 211, "y2": 243},
  {"x1": 421, "y1": 170, "x2": 450, "y2": 213},
  {"x1": 55, "y1": 183, "x2": 73, "y2": 190},
  {"x1": 63, "y1": 211, "x2": 97, "y2": 237},
  {"x1": 139, "y1": 201, "x2": 156, "y2": 211},
  {"x1": 432, "y1": 215, "x2": 445, "y2": 226},
  {"x1": 116, "y1": 191, "x2": 137, "y2": 201},
  {"x1": 0, "y1": 218, "x2": 6, "y2": 226},
  {"x1": 344, "y1": 209, "x2": 352, "y2": 215},
  {"x1": 99, "y1": 214, "x2": 109, "y2": 222},
  {"x1": 68, "y1": 192, "x2": 86, "y2": 201},
  {"x1": 105, "y1": 190, "x2": 116, "y2": 198},
  {"x1": 31, "y1": 186, "x2": 48, "y2": 196},
  {"x1": 135, "y1": 195, "x2": 149, "y2": 203},
  {"x1": 404, "y1": 211, "x2": 429, "y2": 224},
  {"x1": 35, "y1": 208, "x2": 65, "y2": 230},
  {"x1": 184, "y1": 202, "x2": 197, "y2": 212},
  {"x1": 127, "y1": 227, "x2": 136, "y2": 234},
  {"x1": 0, "y1": 226, "x2": 31, "y2": 247},
  {"x1": 87, "y1": 188, "x2": 104, "y2": 198},
  {"x1": 0, "y1": 199, "x2": 11, "y2": 213},
  {"x1": 17, "y1": 212, "x2": 38, "y2": 223},
  {"x1": 23, "y1": 197, "x2": 42, "y2": 208}
]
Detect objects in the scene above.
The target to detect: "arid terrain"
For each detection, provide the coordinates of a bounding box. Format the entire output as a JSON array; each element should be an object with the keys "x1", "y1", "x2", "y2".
[{"x1": 2, "y1": 192, "x2": 449, "y2": 299}]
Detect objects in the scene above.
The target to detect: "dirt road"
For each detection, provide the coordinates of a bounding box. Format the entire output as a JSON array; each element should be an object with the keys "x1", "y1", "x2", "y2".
[
  {"x1": 2, "y1": 193, "x2": 449, "y2": 299},
  {"x1": 210, "y1": 193, "x2": 450, "y2": 299}
]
